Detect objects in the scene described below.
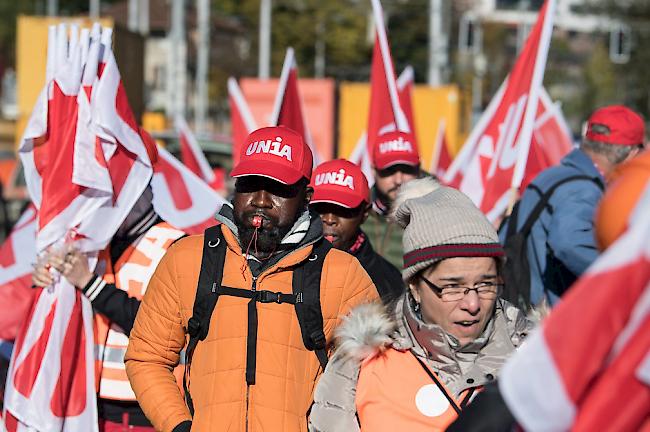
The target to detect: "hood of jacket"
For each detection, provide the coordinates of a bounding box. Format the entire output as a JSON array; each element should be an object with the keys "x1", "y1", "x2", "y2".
[{"x1": 333, "y1": 293, "x2": 534, "y2": 394}]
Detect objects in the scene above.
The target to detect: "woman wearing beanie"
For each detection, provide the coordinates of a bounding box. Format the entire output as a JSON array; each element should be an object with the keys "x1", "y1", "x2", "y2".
[{"x1": 309, "y1": 178, "x2": 533, "y2": 432}]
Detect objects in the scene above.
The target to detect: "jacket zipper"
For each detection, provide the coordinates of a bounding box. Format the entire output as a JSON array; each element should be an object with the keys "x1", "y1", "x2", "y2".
[{"x1": 245, "y1": 275, "x2": 257, "y2": 432}]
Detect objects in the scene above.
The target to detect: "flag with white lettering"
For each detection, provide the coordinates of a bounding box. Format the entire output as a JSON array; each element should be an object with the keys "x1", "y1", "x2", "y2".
[
  {"x1": 499, "y1": 179, "x2": 650, "y2": 432},
  {"x1": 522, "y1": 86, "x2": 574, "y2": 189},
  {"x1": 228, "y1": 77, "x2": 257, "y2": 166},
  {"x1": 444, "y1": 0, "x2": 556, "y2": 221},
  {"x1": 270, "y1": 48, "x2": 321, "y2": 165}
]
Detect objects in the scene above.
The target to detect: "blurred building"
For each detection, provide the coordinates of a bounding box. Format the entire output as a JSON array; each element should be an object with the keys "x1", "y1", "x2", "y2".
[
  {"x1": 104, "y1": 0, "x2": 251, "y2": 133},
  {"x1": 456, "y1": 0, "x2": 631, "y2": 131}
]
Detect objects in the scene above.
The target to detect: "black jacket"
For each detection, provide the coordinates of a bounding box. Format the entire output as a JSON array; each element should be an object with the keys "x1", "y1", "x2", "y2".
[{"x1": 352, "y1": 230, "x2": 404, "y2": 304}]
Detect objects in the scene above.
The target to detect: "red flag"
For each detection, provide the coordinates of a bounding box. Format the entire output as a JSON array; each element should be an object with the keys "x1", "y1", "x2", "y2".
[
  {"x1": 396, "y1": 65, "x2": 417, "y2": 140},
  {"x1": 430, "y1": 119, "x2": 453, "y2": 179},
  {"x1": 521, "y1": 87, "x2": 574, "y2": 189},
  {"x1": 270, "y1": 48, "x2": 321, "y2": 165},
  {"x1": 367, "y1": 0, "x2": 411, "y2": 158},
  {"x1": 499, "y1": 179, "x2": 650, "y2": 432},
  {"x1": 349, "y1": 33, "x2": 416, "y2": 187},
  {"x1": 0, "y1": 206, "x2": 37, "y2": 342},
  {"x1": 444, "y1": 0, "x2": 556, "y2": 221},
  {"x1": 228, "y1": 77, "x2": 257, "y2": 166},
  {"x1": 151, "y1": 145, "x2": 226, "y2": 235},
  {"x1": 175, "y1": 116, "x2": 220, "y2": 188}
]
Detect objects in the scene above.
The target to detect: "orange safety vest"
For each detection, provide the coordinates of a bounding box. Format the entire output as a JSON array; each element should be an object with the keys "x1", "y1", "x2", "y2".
[
  {"x1": 93, "y1": 222, "x2": 186, "y2": 401},
  {"x1": 356, "y1": 348, "x2": 477, "y2": 432}
]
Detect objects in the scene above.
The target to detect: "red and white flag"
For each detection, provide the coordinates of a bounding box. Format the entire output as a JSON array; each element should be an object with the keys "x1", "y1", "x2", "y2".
[
  {"x1": 444, "y1": 0, "x2": 557, "y2": 221},
  {"x1": 0, "y1": 206, "x2": 37, "y2": 343},
  {"x1": 499, "y1": 179, "x2": 650, "y2": 432},
  {"x1": 6, "y1": 24, "x2": 155, "y2": 432},
  {"x1": 367, "y1": 0, "x2": 411, "y2": 155},
  {"x1": 175, "y1": 116, "x2": 217, "y2": 186},
  {"x1": 228, "y1": 77, "x2": 257, "y2": 166},
  {"x1": 150, "y1": 144, "x2": 226, "y2": 235},
  {"x1": 430, "y1": 119, "x2": 453, "y2": 179},
  {"x1": 521, "y1": 86, "x2": 574, "y2": 190},
  {"x1": 349, "y1": 38, "x2": 417, "y2": 187},
  {"x1": 396, "y1": 65, "x2": 417, "y2": 142},
  {"x1": 270, "y1": 48, "x2": 321, "y2": 165}
]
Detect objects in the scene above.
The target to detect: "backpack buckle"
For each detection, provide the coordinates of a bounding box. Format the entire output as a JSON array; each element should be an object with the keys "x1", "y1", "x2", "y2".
[{"x1": 258, "y1": 290, "x2": 283, "y2": 304}]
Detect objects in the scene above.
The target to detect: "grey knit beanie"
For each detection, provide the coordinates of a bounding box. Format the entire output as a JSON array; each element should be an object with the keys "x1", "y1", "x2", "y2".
[{"x1": 392, "y1": 178, "x2": 504, "y2": 281}]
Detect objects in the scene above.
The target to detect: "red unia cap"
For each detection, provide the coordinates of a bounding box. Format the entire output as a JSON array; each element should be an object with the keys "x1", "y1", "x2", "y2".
[
  {"x1": 585, "y1": 105, "x2": 645, "y2": 146},
  {"x1": 310, "y1": 159, "x2": 370, "y2": 209},
  {"x1": 371, "y1": 130, "x2": 420, "y2": 169},
  {"x1": 231, "y1": 126, "x2": 313, "y2": 184}
]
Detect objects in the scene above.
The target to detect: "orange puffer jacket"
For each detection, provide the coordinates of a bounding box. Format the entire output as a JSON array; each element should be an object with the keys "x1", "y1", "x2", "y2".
[{"x1": 125, "y1": 223, "x2": 378, "y2": 432}]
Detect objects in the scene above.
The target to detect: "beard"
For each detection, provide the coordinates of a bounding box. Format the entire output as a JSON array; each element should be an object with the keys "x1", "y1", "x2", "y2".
[{"x1": 234, "y1": 213, "x2": 295, "y2": 254}]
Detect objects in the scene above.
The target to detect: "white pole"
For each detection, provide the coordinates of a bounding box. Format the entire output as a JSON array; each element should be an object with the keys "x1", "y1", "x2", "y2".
[
  {"x1": 195, "y1": 0, "x2": 210, "y2": 133},
  {"x1": 47, "y1": 0, "x2": 58, "y2": 16},
  {"x1": 138, "y1": 0, "x2": 149, "y2": 35},
  {"x1": 168, "y1": 0, "x2": 187, "y2": 119},
  {"x1": 259, "y1": 0, "x2": 271, "y2": 79},
  {"x1": 89, "y1": 0, "x2": 100, "y2": 19},
  {"x1": 428, "y1": 0, "x2": 448, "y2": 86},
  {"x1": 128, "y1": 0, "x2": 138, "y2": 32},
  {"x1": 314, "y1": 20, "x2": 325, "y2": 78}
]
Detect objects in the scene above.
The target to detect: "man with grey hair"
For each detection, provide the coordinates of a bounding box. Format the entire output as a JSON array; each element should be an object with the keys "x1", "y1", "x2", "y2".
[{"x1": 500, "y1": 105, "x2": 645, "y2": 308}]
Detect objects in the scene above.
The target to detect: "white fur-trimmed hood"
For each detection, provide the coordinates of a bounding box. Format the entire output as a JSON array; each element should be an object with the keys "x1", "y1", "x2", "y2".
[{"x1": 333, "y1": 302, "x2": 397, "y2": 362}]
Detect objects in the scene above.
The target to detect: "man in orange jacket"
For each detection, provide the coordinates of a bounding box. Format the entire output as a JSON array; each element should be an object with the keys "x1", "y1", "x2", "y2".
[{"x1": 125, "y1": 126, "x2": 377, "y2": 432}]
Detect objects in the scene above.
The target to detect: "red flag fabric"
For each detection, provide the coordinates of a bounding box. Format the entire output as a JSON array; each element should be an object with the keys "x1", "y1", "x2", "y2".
[
  {"x1": 499, "y1": 179, "x2": 650, "y2": 432},
  {"x1": 430, "y1": 119, "x2": 453, "y2": 179},
  {"x1": 175, "y1": 116, "x2": 219, "y2": 188},
  {"x1": 151, "y1": 145, "x2": 226, "y2": 235},
  {"x1": 367, "y1": 0, "x2": 411, "y2": 158},
  {"x1": 396, "y1": 65, "x2": 417, "y2": 144},
  {"x1": 521, "y1": 86, "x2": 574, "y2": 190},
  {"x1": 349, "y1": 58, "x2": 416, "y2": 187},
  {"x1": 444, "y1": 0, "x2": 556, "y2": 221},
  {"x1": 0, "y1": 206, "x2": 37, "y2": 342},
  {"x1": 228, "y1": 77, "x2": 257, "y2": 166},
  {"x1": 270, "y1": 48, "x2": 321, "y2": 165}
]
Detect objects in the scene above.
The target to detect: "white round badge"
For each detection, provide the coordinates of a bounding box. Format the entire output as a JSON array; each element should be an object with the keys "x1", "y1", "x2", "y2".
[{"x1": 414, "y1": 384, "x2": 451, "y2": 417}]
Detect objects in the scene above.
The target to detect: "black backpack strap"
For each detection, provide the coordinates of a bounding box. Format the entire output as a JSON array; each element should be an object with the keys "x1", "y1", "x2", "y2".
[
  {"x1": 292, "y1": 238, "x2": 332, "y2": 370},
  {"x1": 502, "y1": 175, "x2": 603, "y2": 310},
  {"x1": 518, "y1": 175, "x2": 603, "y2": 237},
  {"x1": 184, "y1": 224, "x2": 226, "y2": 416}
]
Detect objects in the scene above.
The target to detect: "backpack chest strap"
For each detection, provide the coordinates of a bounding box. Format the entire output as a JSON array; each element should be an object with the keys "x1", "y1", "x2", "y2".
[{"x1": 216, "y1": 285, "x2": 301, "y2": 304}]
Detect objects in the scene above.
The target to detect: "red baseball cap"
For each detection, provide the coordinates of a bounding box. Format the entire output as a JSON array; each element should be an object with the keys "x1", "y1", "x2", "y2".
[
  {"x1": 372, "y1": 130, "x2": 420, "y2": 169},
  {"x1": 310, "y1": 159, "x2": 369, "y2": 209},
  {"x1": 231, "y1": 126, "x2": 313, "y2": 184},
  {"x1": 585, "y1": 105, "x2": 645, "y2": 146}
]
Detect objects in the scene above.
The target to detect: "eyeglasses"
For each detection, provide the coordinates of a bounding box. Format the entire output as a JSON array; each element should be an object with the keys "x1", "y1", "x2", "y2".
[{"x1": 420, "y1": 276, "x2": 503, "y2": 302}]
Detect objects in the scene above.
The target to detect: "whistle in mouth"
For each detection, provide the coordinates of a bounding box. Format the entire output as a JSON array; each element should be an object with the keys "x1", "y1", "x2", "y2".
[{"x1": 252, "y1": 215, "x2": 263, "y2": 228}]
